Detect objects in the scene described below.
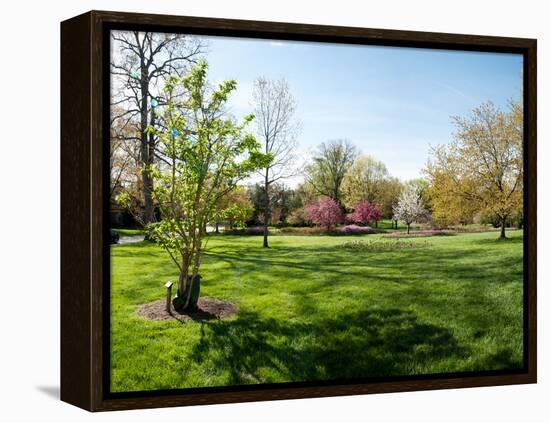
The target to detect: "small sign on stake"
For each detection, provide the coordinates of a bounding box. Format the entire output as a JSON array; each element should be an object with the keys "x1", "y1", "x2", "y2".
[{"x1": 164, "y1": 281, "x2": 173, "y2": 313}]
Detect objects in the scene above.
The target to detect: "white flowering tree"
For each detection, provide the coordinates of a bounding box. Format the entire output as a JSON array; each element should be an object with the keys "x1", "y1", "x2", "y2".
[{"x1": 393, "y1": 186, "x2": 428, "y2": 234}]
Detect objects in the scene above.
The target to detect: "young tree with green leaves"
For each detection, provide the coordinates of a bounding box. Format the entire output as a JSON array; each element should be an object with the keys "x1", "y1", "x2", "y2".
[{"x1": 146, "y1": 62, "x2": 272, "y2": 312}]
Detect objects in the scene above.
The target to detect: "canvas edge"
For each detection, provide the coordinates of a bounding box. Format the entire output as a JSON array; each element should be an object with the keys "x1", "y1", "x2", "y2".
[{"x1": 59, "y1": 10, "x2": 537, "y2": 412}]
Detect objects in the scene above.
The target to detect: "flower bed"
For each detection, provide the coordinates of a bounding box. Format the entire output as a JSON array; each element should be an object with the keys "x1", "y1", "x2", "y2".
[
  {"x1": 340, "y1": 239, "x2": 432, "y2": 251},
  {"x1": 333, "y1": 224, "x2": 381, "y2": 235},
  {"x1": 383, "y1": 229, "x2": 455, "y2": 238}
]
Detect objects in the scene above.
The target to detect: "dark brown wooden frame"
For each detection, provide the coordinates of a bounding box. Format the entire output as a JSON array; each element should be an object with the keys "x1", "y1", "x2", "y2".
[{"x1": 61, "y1": 10, "x2": 537, "y2": 412}]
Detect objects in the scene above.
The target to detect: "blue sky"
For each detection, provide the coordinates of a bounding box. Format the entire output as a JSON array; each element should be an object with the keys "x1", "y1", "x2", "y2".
[{"x1": 201, "y1": 35, "x2": 523, "y2": 185}]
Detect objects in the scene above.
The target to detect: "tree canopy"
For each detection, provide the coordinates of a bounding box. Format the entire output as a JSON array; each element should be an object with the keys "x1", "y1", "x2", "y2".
[
  {"x1": 145, "y1": 61, "x2": 272, "y2": 310},
  {"x1": 393, "y1": 186, "x2": 428, "y2": 234},
  {"x1": 304, "y1": 197, "x2": 344, "y2": 230},
  {"x1": 111, "y1": 31, "x2": 206, "y2": 224},
  {"x1": 341, "y1": 155, "x2": 390, "y2": 208},
  {"x1": 425, "y1": 101, "x2": 523, "y2": 238},
  {"x1": 305, "y1": 139, "x2": 358, "y2": 210}
]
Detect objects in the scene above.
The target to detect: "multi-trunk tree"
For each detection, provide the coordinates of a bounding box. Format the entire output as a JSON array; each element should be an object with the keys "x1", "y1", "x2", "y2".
[{"x1": 146, "y1": 62, "x2": 272, "y2": 312}]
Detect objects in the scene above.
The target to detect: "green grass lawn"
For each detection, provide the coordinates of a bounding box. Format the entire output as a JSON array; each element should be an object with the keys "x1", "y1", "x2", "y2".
[
  {"x1": 375, "y1": 218, "x2": 404, "y2": 230},
  {"x1": 113, "y1": 228, "x2": 145, "y2": 237},
  {"x1": 110, "y1": 230, "x2": 524, "y2": 392}
]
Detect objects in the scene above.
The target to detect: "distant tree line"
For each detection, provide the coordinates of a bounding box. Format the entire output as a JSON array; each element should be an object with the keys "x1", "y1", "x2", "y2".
[{"x1": 110, "y1": 30, "x2": 523, "y2": 249}]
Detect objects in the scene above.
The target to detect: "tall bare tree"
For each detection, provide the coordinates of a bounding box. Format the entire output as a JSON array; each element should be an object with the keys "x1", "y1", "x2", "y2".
[
  {"x1": 110, "y1": 106, "x2": 141, "y2": 201},
  {"x1": 110, "y1": 31, "x2": 206, "y2": 224},
  {"x1": 252, "y1": 78, "x2": 300, "y2": 248}
]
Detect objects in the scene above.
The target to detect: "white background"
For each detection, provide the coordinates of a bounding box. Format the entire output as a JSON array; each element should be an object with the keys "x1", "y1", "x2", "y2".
[{"x1": 0, "y1": 0, "x2": 547, "y2": 421}]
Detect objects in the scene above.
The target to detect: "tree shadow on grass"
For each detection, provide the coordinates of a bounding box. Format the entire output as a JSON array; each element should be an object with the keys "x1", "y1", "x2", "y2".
[
  {"x1": 472, "y1": 235, "x2": 523, "y2": 246},
  {"x1": 190, "y1": 306, "x2": 468, "y2": 386},
  {"x1": 112, "y1": 242, "x2": 167, "y2": 259},
  {"x1": 204, "y1": 246, "x2": 520, "y2": 288},
  {"x1": 471, "y1": 348, "x2": 522, "y2": 370}
]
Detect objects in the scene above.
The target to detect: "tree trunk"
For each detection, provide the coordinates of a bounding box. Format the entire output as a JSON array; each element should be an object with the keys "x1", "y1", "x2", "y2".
[
  {"x1": 183, "y1": 242, "x2": 202, "y2": 311},
  {"x1": 499, "y1": 217, "x2": 507, "y2": 239},
  {"x1": 177, "y1": 253, "x2": 190, "y2": 296},
  {"x1": 177, "y1": 271, "x2": 185, "y2": 298},
  {"x1": 215, "y1": 222, "x2": 219, "y2": 233},
  {"x1": 142, "y1": 171, "x2": 155, "y2": 224},
  {"x1": 174, "y1": 247, "x2": 202, "y2": 312},
  {"x1": 263, "y1": 172, "x2": 270, "y2": 248},
  {"x1": 140, "y1": 71, "x2": 155, "y2": 224},
  {"x1": 407, "y1": 223, "x2": 410, "y2": 234}
]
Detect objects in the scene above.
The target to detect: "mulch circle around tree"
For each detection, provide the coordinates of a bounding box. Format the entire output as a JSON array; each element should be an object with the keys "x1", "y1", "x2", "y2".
[{"x1": 136, "y1": 297, "x2": 237, "y2": 322}]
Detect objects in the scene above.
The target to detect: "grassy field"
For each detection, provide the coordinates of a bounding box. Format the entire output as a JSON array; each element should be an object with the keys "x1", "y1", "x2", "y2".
[
  {"x1": 110, "y1": 230, "x2": 524, "y2": 392},
  {"x1": 113, "y1": 228, "x2": 145, "y2": 237}
]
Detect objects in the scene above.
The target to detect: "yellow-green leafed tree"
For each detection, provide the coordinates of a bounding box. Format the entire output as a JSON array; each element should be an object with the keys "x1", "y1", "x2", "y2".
[
  {"x1": 378, "y1": 177, "x2": 404, "y2": 225},
  {"x1": 425, "y1": 160, "x2": 479, "y2": 226},
  {"x1": 215, "y1": 187, "x2": 254, "y2": 230},
  {"x1": 341, "y1": 155, "x2": 390, "y2": 209},
  {"x1": 425, "y1": 101, "x2": 523, "y2": 238}
]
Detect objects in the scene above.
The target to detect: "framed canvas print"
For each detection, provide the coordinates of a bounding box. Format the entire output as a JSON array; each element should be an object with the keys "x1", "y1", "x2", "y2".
[{"x1": 60, "y1": 10, "x2": 537, "y2": 411}]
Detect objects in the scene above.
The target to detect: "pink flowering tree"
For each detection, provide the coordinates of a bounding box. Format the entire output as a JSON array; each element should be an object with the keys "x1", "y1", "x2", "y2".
[
  {"x1": 304, "y1": 197, "x2": 344, "y2": 230},
  {"x1": 350, "y1": 201, "x2": 383, "y2": 226}
]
